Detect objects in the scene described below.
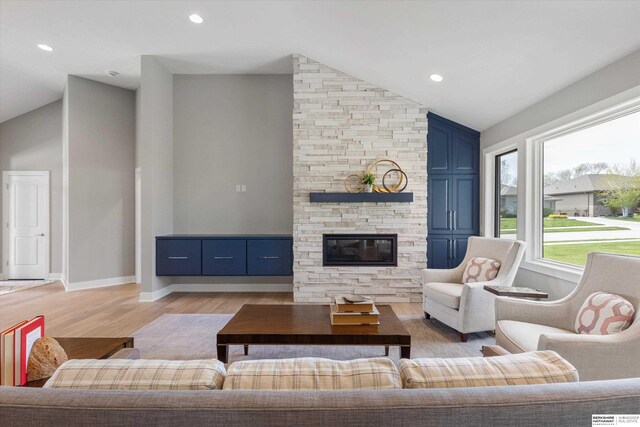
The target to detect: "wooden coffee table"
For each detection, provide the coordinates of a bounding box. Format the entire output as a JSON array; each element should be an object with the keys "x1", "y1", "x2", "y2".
[
  {"x1": 24, "y1": 337, "x2": 134, "y2": 387},
  {"x1": 216, "y1": 305, "x2": 411, "y2": 363}
]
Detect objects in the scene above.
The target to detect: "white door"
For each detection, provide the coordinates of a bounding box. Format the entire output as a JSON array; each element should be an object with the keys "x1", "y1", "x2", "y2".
[{"x1": 3, "y1": 171, "x2": 49, "y2": 279}]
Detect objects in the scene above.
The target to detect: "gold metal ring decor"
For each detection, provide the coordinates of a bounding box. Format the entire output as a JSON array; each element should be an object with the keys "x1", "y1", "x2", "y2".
[
  {"x1": 343, "y1": 159, "x2": 409, "y2": 193},
  {"x1": 344, "y1": 174, "x2": 364, "y2": 193}
]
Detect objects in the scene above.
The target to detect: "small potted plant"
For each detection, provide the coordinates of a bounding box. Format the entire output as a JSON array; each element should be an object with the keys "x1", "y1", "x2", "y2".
[{"x1": 361, "y1": 172, "x2": 376, "y2": 193}]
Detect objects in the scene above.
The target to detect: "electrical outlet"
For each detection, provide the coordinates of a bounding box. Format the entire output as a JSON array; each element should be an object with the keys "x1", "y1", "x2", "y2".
[
  {"x1": 235, "y1": 184, "x2": 241, "y2": 192},
  {"x1": 241, "y1": 184, "x2": 246, "y2": 192}
]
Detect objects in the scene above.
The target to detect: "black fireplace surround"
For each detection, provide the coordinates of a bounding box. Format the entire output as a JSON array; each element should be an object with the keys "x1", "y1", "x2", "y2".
[{"x1": 323, "y1": 234, "x2": 397, "y2": 267}]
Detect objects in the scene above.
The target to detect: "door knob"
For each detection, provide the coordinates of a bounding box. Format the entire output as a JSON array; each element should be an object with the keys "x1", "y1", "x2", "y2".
[{"x1": 36, "y1": 233, "x2": 45, "y2": 237}]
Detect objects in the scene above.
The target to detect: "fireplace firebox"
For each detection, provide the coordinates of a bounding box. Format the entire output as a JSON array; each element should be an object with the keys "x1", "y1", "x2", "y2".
[{"x1": 323, "y1": 234, "x2": 397, "y2": 267}]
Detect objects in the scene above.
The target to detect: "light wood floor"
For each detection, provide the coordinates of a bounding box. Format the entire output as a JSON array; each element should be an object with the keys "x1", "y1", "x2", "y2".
[{"x1": 0, "y1": 282, "x2": 424, "y2": 337}]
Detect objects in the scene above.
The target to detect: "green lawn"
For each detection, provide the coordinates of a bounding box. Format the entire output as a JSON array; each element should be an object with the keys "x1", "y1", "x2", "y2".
[
  {"x1": 499, "y1": 217, "x2": 630, "y2": 235},
  {"x1": 615, "y1": 215, "x2": 640, "y2": 222},
  {"x1": 500, "y1": 217, "x2": 602, "y2": 230},
  {"x1": 542, "y1": 226, "x2": 628, "y2": 233},
  {"x1": 543, "y1": 241, "x2": 640, "y2": 266}
]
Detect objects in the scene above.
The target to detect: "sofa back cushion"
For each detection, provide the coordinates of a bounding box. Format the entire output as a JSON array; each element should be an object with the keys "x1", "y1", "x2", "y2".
[
  {"x1": 223, "y1": 357, "x2": 401, "y2": 390},
  {"x1": 575, "y1": 292, "x2": 635, "y2": 335},
  {"x1": 43, "y1": 358, "x2": 226, "y2": 390},
  {"x1": 462, "y1": 257, "x2": 501, "y2": 283},
  {"x1": 399, "y1": 351, "x2": 578, "y2": 389}
]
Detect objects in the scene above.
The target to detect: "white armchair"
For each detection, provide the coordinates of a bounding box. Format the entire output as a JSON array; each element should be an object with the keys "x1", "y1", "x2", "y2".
[
  {"x1": 495, "y1": 252, "x2": 640, "y2": 381},
  {"x1": 422, "y1": 236, "x2": 526, "y2": 341}
]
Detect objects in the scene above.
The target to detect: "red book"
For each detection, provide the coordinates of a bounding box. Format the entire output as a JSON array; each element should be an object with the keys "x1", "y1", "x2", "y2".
[
  {"x1": 15, "y1": 316, "x2": 45, "y2": 386},
  {"x1": 0, "y1": 321, "x2": 28, "y2": 386}
]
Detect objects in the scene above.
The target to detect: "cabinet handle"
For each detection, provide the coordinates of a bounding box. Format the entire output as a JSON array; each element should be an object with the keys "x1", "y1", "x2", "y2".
[
  {"x1": 452, "y1": 211, "x2": 457, "y2": 230},
  {"x1": 260, "y1": 256, "x2": 280, "y2": 260},
  {"x1": 449, "y1": 241, "x2": 453, "y2": 260},
  {"x1": 213, "y1": 256, "x2": 234, "y2": 260},
  {"x1": 448, "y1": 211, "x2": 453, "y2": 230},
  {"x1": 168, "y1": 256, "x2": 188, "y2": 260}
]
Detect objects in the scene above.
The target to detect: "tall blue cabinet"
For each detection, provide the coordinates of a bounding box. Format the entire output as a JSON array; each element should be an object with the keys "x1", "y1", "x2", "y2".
[{"x1": 427, "y1": 113, "x2": 480, "y2": 268}]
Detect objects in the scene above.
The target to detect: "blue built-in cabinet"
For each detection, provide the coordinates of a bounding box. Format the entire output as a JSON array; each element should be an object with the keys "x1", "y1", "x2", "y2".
[
  {"x1": 156, "y1": 235, "x2": 293, "y2": 276},
  {"x1": 427, "y1": 113, "x2": 480, "y2": 268}
]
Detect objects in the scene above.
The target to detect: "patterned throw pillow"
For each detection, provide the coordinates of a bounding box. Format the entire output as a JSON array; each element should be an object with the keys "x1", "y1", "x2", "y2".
[
  {"x1": 400, "y1": 351, "x2": 578, "y2": 389},
  {"x1": 462, "y1": 257, "x2": 501, "y2": 283},
  {"x1": 575, "y1": 292, "x2": 635, "y2": 335},
  {"x1": 44, "y1": 358, "x2": 226, "y2": 390},
  {"x1": 223, "y1": 357, "x2": 401, "y2": 390}
]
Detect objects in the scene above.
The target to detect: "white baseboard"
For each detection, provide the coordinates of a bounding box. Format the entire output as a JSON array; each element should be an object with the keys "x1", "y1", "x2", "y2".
[
  {"x1": 66, "y1": 275, "x2": 136, "y2": 292},
  {"x1": 139, "y1": 285, "x2": 173, "y2": 302},
  {"x1": 138, "y1": 282, "x2": 293, "y2": 302}
]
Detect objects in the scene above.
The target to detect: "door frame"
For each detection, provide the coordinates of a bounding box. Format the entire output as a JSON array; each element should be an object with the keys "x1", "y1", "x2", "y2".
[
  {"x1": 135, "y1": 167, "x2": 141, "y2": 284},
  {"x1": 2, "y1": 171, "x2": 50, "y2": 280}
]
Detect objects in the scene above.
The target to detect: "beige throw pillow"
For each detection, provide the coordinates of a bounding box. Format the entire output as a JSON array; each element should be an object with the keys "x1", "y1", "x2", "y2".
[
  {"x1": 44, "y1": 358, "x2": 226, "y2": 390},
  {"x1": 223, "y1": 357, "x2": 401, "y2": 390},
  {"x1": 575, "y1": 292, "x2": 635, "y2": 335},
  {"x1": 462, "y1": 257, "x2": 501, "y2": 283},
  {"x1": 400, "y1": 351, "x2": 578, "y2": 389}
]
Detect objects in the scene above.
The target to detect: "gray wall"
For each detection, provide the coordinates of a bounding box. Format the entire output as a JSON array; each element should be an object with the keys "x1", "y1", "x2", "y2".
[
  {"x1": 482, "y1": 49, "x2": 640, "y2": 148},
  {"x1": 0, "y1": 100, "x2": 63, "y2": 276},
  {"x1": 481, "y1": 48, "x2": 640, "y2": 298},
  {"x1": 138, "y1": 56, "x2": 174, "y2": 295},
  {"x1": 66, "y1": 76, "x2": 136, "y2": 284},
  {"x1": 173, "y1": 75, "x2": 293, "y2": 234}
]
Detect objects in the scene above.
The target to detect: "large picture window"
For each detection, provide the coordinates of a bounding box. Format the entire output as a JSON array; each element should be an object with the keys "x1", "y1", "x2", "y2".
[
  {"x1": 541, "y1": 111, "x2": 640, "y2": 266},
  {"x1": 495, "y1": 150, "x2": 518, "y2": 238}
]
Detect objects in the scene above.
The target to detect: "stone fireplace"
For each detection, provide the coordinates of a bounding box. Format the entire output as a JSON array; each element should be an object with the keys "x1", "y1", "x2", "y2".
[{"x1": 292, "y1": 54, "x2": 427, "y2": 303}]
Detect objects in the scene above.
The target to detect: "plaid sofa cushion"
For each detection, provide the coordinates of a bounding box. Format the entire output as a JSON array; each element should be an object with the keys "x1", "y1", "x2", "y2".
[
  {"x1": 43, "y1": 358, "x2": 226, "y2": 390},
  {"x1": 400, "y1": 351, "x2": 578, "y2": 389},
  {"x1": 223, "y1": 357, "x2": 401, "y2": 390}
]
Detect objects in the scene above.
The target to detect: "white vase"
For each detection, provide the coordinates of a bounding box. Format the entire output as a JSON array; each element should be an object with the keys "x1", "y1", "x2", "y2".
[{"x1": 364, "y1": 184, "x2": 373, "y2": 193}]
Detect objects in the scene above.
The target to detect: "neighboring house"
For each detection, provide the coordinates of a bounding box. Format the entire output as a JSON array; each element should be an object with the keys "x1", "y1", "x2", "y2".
[
  {"x1": 500, "y1": 185, "x2": 559, "y2": 215},
  {"x1": 544, "y1": 174, "x2": 629, "y2": 217}
]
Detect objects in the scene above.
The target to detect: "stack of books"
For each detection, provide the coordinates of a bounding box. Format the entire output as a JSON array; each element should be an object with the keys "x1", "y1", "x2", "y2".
[
  {"x1": 330, "y1": 295, "x2": 379, "y2": 325},
  {"x1": 1, "y1": 315, "x2": 45, "y2": 386}
]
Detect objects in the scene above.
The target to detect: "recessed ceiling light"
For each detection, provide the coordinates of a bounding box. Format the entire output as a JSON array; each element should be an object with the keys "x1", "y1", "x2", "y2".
[
  {"x1": 430, "y1": 74, "x2": 444, "y2": 82},
  {"x1": 37, "y1": 44, "x2": 54, "y2": 52},
  {"x1": 189, "y1": 14, "x2": 204, "y2": 24},
  {"x1": 106, "y1": 70, "x2": 120, "y2": 77}
]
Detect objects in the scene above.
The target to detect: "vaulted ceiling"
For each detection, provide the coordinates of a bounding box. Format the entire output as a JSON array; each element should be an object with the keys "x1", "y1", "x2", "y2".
[{"x1": 1, "y1": 1, "x2": 639, "y2": 129}]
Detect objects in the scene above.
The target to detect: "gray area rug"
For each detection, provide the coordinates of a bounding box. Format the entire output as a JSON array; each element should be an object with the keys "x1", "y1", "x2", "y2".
[
  {"x1": 0, "y1": 280, "x2": 54, "y2": 296},
  {"x1": 132, "y1": 313, "x2": 494, "y2": 363}
]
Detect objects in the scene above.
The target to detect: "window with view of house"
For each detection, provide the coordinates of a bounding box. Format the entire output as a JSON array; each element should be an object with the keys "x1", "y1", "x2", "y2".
[
  {"x1": 495, "y1": 150, "x2": 518, "y2": 238},
  {"x1": 541, "y1": 110, "x2": 640, "y2": 266}
]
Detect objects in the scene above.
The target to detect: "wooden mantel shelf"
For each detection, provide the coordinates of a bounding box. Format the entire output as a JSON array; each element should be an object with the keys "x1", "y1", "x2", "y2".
[{"x1": 309, "y1": 192, "x2": 414, "y2": 203}]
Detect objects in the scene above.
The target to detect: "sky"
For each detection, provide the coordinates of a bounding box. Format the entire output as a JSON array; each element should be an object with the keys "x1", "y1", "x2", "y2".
[{"x1": 544, "y1": 111, "x2": 640, "y2": 173}]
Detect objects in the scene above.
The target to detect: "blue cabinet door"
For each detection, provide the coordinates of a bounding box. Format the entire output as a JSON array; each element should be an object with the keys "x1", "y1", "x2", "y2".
[
  {"x1": 428, "y1": 176, "x2": 451, "y2": 233},
  {"x1": 202, "y1": 240, "x2": 247, "y2": 275},
  {"x1": 247, "y1": 239, "x2": 292, "y2": 276},
  {"x1": 452, "y1": 175, "x2": 479, "y2": 235},
  {"x1": 427, "y1": 236, "x2": 450, "y2": 269},
  {"x1": 452, "y1": 132, "x2": 479, "y2": 174},
  {"x1": 156, "y1": 239, "x2": 201, "y2": 276},
  {"x1": 450, "y1": 237, "x2": 469, "y2": 269},
  {"x1": 426, "y1": 122, "x2": 451, "y2": 174}
]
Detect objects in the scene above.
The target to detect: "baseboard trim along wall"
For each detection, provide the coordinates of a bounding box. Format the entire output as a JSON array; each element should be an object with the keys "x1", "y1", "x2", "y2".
[
  {"x1": 138, "y1": 283, "x2": 294, "y2": 302},
  {"x1": 66, "y1": 275, "x2": 136, "y2": 292}
]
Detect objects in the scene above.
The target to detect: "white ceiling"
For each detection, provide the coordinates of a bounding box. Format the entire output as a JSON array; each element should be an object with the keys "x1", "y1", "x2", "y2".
[{"x1": 1, "y1": 1, "x2": 640, "y2": 129}]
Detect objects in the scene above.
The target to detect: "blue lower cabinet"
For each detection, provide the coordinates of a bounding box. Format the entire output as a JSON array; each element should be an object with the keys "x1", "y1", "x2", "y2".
[
  {"x1": 247, "y1": 239, "x2": 293, "y2": 276},
  {"x1": 202, "y1": 240, "x2": 247, "y2": 275},
  {"x1": 156, "y1": 239, "x2": 202, "y2": 276}
]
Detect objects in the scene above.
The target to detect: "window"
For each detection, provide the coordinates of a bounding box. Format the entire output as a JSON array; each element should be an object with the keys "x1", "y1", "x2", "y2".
[
  {"x1": 541, "y1": 111, "x2": 640, "y2": 267},
  {"x1": 495, "y1": 150, "x2": 518, "y2": 238}
]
